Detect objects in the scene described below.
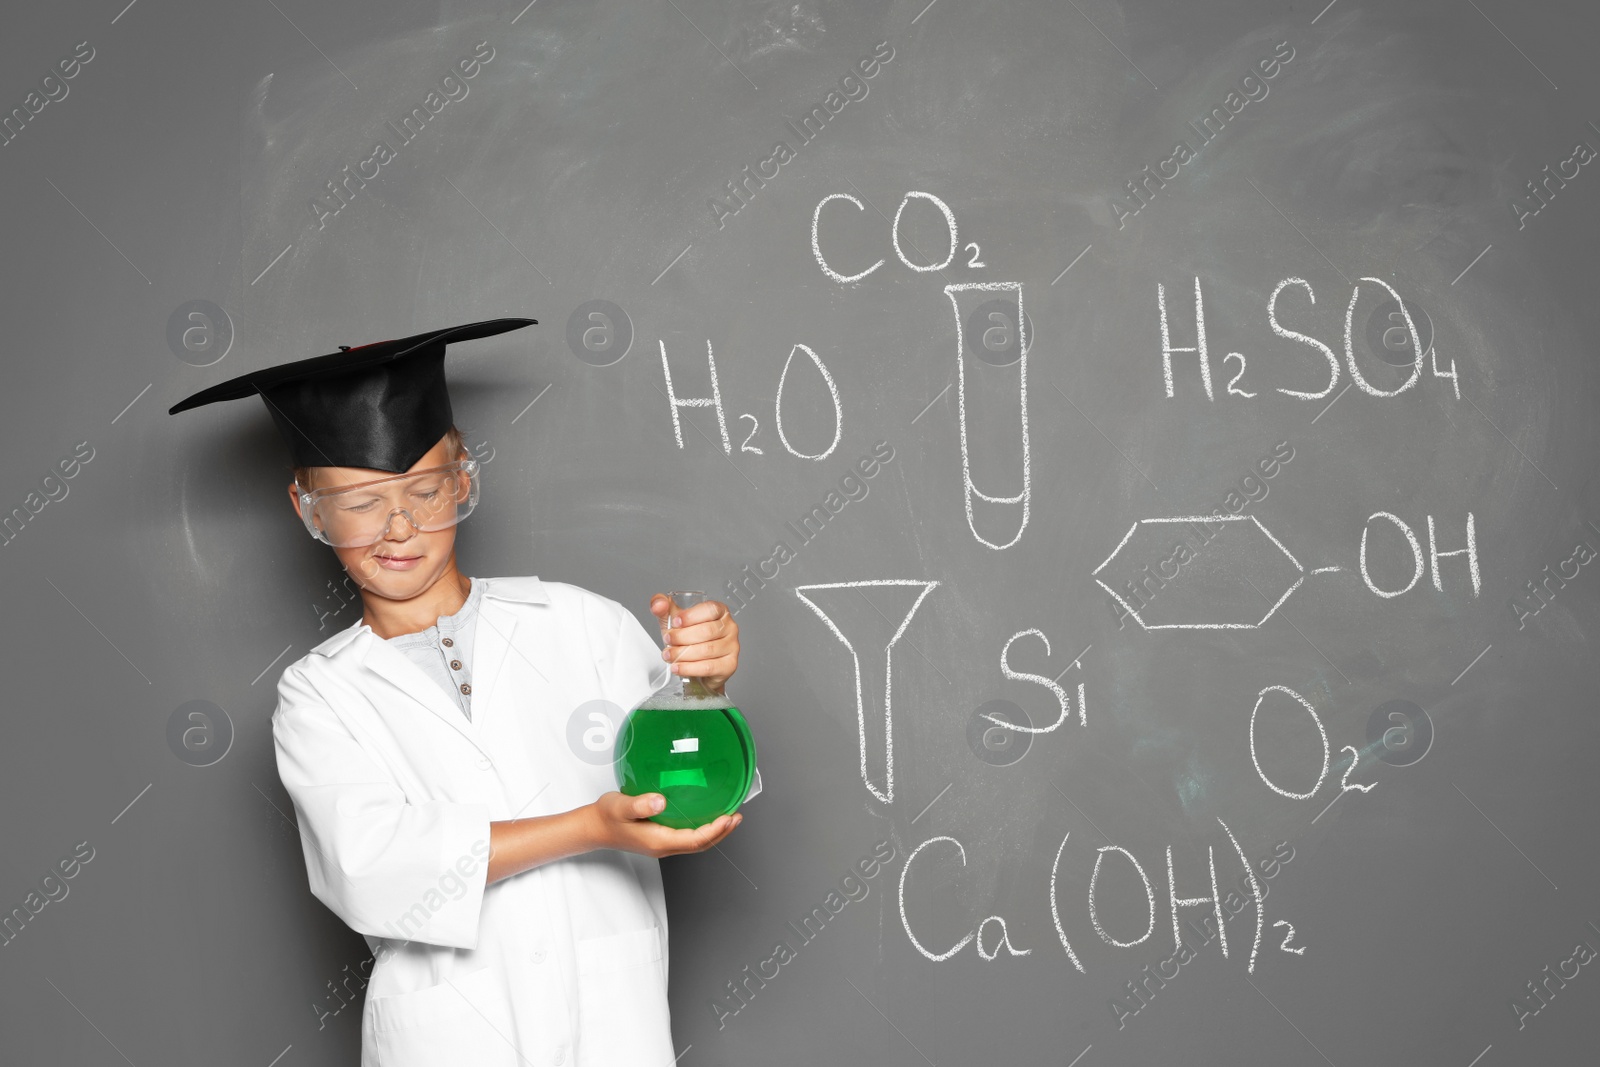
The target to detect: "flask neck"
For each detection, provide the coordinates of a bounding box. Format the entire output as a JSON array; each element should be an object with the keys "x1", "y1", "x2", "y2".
[
  {"x1": 677, "y1": 674, "x2": 721, "y2": 702},
  {"x1": 647, "y1": 672, "x2": 727, "y2": 708}
]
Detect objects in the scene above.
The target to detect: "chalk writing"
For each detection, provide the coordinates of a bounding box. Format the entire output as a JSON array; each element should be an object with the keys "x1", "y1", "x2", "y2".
[
  {"x1": 774, "y1": 343, "x2": 843, "y2": 460},
  {"x1": 812, "y1": 188, "x2": 972, "y2": 282},
  {"x1": 1249, "y1": 685, "x2": 1378, "y2": 804},
  {"x1": 1249, "y1": 685, "x2": 1329, "y2": 800},
  {"x1": 1111, "y1": 841, "x2": 1296, "y2": 1030},
  {"x1": 1160, "y1": 275, "x2": 1460, "y2": 401},
  {"x1": 900, "y1": 818, "x2": 1277, "y2": 975},
  {"x1": 1359, "y1": 511, "x2": 1481, "y2": 598},
  {"x1": 982, "y1": 628, "x2": 1083, "y2": 734},
  {"x1": 659, "y1": 338, "x2": 847, "y2": 461},
  {"x1": 660, "y1": 339, "x2": 732, "y2": 453},
  {"x1": 1090, "y1": 847, "x2": 1155, "y2": 948}
]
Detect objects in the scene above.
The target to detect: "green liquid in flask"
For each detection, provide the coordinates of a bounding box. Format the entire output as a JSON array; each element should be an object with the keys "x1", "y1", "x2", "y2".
[{"x1": 613, "y1": 691, "x2": 756, "y2": 830}]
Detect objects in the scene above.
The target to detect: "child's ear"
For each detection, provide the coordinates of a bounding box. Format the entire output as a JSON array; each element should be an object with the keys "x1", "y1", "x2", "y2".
[{"x1": 287, "y1": 482, "x2": 305, "y2": 521}]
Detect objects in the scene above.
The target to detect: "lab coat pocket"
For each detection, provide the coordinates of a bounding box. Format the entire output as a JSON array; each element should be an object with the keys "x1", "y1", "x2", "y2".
[
  {"x1": 575, "y1": 926, "x2": 673, "y2": 1064},
  {"x1": 367, "y1": 965, "x2": 519, "y2": 1067}
]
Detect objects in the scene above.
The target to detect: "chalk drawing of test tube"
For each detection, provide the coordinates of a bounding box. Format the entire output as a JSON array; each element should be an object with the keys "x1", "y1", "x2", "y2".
[{"x1": 943, "y1": 282, "x2": 1031, "y2": 550}]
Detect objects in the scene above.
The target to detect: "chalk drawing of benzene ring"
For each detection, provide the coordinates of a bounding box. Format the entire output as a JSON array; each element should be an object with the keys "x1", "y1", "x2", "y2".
[{"x1": 1092, "y1": 514, "x2": 1306, "y2": 630}]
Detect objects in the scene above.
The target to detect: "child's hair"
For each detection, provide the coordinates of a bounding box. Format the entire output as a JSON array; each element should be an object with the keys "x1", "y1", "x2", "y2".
[{"x1": 292, "y1": 423, "x2": 466, "y2": 491}]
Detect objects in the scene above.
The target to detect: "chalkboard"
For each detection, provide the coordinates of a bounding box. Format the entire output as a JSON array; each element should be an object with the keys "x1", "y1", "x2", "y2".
[{"x1": 3, "y1": 0, "x2": 1598, "y2": 1064}]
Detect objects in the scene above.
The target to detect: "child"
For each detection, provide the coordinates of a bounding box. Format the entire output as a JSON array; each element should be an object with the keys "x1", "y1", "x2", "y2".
[{"x1": 169, "y1": 318, "x2": 745, "y2": 1066}]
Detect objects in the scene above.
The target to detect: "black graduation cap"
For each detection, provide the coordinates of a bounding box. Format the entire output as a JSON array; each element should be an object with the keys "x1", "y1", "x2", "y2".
[{"x1": 168, "y1": 317, "x2": 537, "y2": 473}]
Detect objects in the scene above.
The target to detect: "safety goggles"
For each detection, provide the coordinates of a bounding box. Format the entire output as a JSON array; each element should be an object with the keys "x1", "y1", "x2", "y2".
[{"x1": 295, "y1": 459, "x2": 480, "y2": 547}]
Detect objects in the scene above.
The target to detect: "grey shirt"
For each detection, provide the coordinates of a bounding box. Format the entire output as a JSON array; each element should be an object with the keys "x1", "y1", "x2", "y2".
[{"x1": 383, "y1": 577, "x2": 485, "y2": 720}]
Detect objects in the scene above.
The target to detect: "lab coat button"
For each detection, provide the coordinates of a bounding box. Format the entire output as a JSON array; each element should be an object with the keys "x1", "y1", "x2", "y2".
[
  {"x1": 476, "y1": 756, "x2": 493, "y2": 770},
  {"x1": 551, "y1": 1043, "x2": 566, "y2": 1064},
  {"x1": 531, "y1": 945, "x2": 547, "y2": 963},
  {"x1": 461, "y1": 682, "x2": 472, "y2": 695},
  {"x1": 442, "y1": 637, "x2": 454, "y2": 647},
  {"x1": 450, "y1": 659, "x2": 463, "y2": 670}
]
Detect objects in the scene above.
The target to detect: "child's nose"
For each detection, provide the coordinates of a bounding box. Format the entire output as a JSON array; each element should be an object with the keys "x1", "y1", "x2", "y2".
[{"x1": 380, "y1": 507, "x2": 421, "y2": 539}]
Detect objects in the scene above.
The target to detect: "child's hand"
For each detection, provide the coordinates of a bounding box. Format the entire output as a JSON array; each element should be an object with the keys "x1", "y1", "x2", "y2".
[
  {"x1": 650, "y1": 595, "x2": 740, "y2": 693},
  {"x1": 585, "y1": 791, "x2": 743, "y2": 858}
]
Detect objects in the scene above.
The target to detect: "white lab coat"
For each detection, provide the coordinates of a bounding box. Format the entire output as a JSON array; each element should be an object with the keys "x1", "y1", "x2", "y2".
[{"x1": 272, "y1": 575, "x2": 682, "y2": 1067}]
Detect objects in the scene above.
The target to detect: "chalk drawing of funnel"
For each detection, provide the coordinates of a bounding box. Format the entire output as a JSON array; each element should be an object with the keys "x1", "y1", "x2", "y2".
[{"x1": 794, "y1": 580, "x2": 940, "y2": 804}]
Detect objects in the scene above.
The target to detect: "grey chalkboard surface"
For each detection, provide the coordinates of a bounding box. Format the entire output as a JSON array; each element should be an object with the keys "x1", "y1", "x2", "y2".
[{"x1": 3, "y1": 0, "x2": 1598, "y2": 1063}]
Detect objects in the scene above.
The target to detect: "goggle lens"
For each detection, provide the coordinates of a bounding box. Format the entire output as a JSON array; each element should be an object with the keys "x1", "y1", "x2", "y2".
[{"x1": 298, "y1": 461, "x2": 479, "y2": 547}]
